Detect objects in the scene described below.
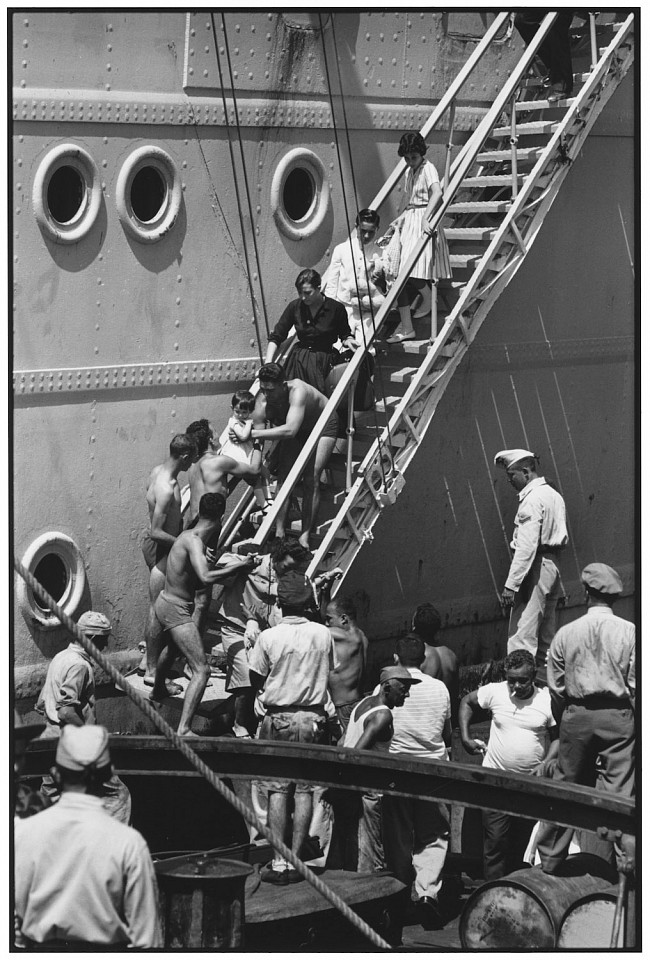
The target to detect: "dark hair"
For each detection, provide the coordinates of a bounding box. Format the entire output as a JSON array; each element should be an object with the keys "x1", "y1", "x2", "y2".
[
  {"x1": 356, "y1": 208, "x2": 380, "y2": 228},
  {"x1": 258, "y1": 362, "x2": 286, "y2": 383},
  {"x1": 56, "y1": 763, "x2": 113, "y2": 789},
  {"x1": 329, "y1": 596, "x2": 358, "y2": 621},
  {"x1": 412, "y1": 603, "x2": 441, "y2": 642},
  {"x1": 232, "y1": 390, "x2": 255, "y2": 412},
  {"x1": 186, "y1": 419, "x2": 212, "y2": 457},
  {"x1": 504, "y1": 649, "x2": 535, "y2": 674},
  {"x1": 398, "y1": 131, "x2": 427, "y2": 157},
  {"x1": 270, "y1": 537, "x2": 311, "y2": 567},
  {"x1": 509, "y1": 457, "x2": 537, "y2": 472},
  {"x1": 295, "y1": 268, "x2": 322, "y2": 292},
  {"x1": 170, "y1": 433, "x2": 198, "y2": 460},
  {"x1": 397, "y1": 632, "x2": 425, "y2": 666},
  {"x1": 198, "y1": 492, "x2": 227, "y2": 521}
]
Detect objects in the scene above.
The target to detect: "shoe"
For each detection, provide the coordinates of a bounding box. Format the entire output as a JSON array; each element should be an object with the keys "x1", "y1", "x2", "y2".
[
  {"x1": 547, "y1": 83, "x2": 572, "y2": 102},
  {"x1": 418, "y1": 896, "x2": 445, "y2": 930},
  {"x1": 385, "y1": 330, "x2": 416, "y2": 344},
  {"x1": 262, "y1": 867, "x2": 290, "y2": 886}
]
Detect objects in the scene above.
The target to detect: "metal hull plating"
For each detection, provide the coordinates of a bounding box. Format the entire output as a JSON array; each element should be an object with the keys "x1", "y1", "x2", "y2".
[{"x1": 12, "y1": 12, "x2": 634, "y2": 701}]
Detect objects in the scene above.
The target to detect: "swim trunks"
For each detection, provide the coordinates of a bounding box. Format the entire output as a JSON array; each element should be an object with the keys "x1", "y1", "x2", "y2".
[
  {"x1": 154, "y1": 590, "x2": 195, "y2": 630},
  {"x1": 141, "y1": 532, "x2": 171, "y2": 571}
]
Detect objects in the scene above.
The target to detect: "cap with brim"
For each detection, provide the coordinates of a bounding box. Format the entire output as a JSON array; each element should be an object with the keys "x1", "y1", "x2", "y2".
[
  {"x1": 380, "y1": 665, "x2": 422, "y2": 685},
  {"x1": 494, "y1": 448, "x2": 538, "y2": 469},
  {"x1": 14, "y1": 709, "x2": 45, "y2": 741},
  {"x1": 277, "y1": 570, "x2": 313, "y2": 609},
  {"x1": 581, "y1": 563, "x2": 623, "y2": 596},
  {"x1": 56, "y1": 725, "x2": 111, "y2": 771},
  {"x1": 77, "y1": 611, "x2": 111, "y2": 634}
]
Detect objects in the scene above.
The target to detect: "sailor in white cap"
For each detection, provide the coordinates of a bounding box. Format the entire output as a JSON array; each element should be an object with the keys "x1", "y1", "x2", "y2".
[
  {"x1": 14, "y1": 725, "x2": 162, "y2": 949},
  {"x1": 34, "y1": 611, "x2": 131, "y2": 823},
  {"x1": 494, "y1": 449, "x2": 568, "y2": 684}
]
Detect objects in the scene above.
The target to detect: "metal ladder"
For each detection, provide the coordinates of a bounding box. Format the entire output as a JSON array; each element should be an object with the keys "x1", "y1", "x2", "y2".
[{"x1": 224, "y1": 13, "x2": 635, "y2": 590}]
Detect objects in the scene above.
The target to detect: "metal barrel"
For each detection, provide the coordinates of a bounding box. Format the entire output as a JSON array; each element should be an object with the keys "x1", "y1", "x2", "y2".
[
  {"x1": 154, "y1": 852, "x2": 254, "y2": 949},
  {"x1": 557, "y1": 887, "x2": 621, "y2": 948},
  {"x1": 460, "y1": 854, "x2": 617, "y2": 949}
]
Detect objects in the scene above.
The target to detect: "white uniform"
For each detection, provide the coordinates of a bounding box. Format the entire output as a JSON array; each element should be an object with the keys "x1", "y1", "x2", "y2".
[
  {"x1": 322, "y1": 234, "x2": 384, "y2": 350},
  {"x1": 505, "y1": 477, "x2": 568, "y2": 681},
  {"x1": 14, "y1": 792, "x2": 162, "y2": 947}
]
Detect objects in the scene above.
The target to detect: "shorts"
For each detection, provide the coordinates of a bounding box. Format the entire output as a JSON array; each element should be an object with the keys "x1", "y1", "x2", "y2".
[
  {"x1": 335, "y1": 699, "x2": 362, "y2": 737},
  {"x1": 258, "y1": 709, "x2": 327, "y2": 794},
  {"x1": 154, "y1": 590, "x2": 195, "y2": 630},
  {"x1": 142, "y1": 532, "x2": 170, "y2": 571},
  {"x1": 275, "y1": 415, "x2": 341, "y2": 480},
  {"x1": 220, "y1": 623, "x2": 250, "y2": 691}
]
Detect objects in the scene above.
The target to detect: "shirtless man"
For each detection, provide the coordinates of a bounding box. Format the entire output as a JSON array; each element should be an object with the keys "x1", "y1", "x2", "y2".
[
  {"x1": 251, "y1": 362, "x2": 340, "y2": 549},
  {"x1": 185, "y1": 418, "x2": 263, "y2": 637},
  {"x1": 149, "y1": 493, "x2": 257, "y2": 736},
  {"x1": 324, "y1": 596, "x2": 368, "y2": 737},
  {"x1": 142, "y1": 434, "x2": 197, "y2": 691},
  {"x1": 412, "y1": 602, "x2": 459, "y2": 726}
]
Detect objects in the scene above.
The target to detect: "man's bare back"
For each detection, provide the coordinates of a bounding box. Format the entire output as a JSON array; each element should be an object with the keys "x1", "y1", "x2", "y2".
[
  {"x1": 329, "y1": 625, "x2": 368, "y2": 706},
  {"x1": 146, "y1": 464, "x2": 183, "y2": 540},
  {"x1": 254, "y1": 379, "x2": 328, "y2": 435},
  {"x1": 188, "y1": 452, "x2": 261, "y2": 523},
  {"x1": 421, "y1": 645, "x2": 459, "y2": 724},
  {"x1": 164, "y1": 530, "x2": 209, "y2": 602}
]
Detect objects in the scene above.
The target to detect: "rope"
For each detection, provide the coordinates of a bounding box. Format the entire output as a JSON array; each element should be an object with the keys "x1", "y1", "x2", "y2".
[
  {"x1": 218, "y1": 13, "x2": 271, "y2": 339},
  {"x1": 14, "y1": 558, "x2": 391, "y2": 951},
  {"x1": 317, "y1": 14, "x2": 394, "y2": 490},
  {"x1": 210, "y1": 12, "x2": 266, "y2": 356}
]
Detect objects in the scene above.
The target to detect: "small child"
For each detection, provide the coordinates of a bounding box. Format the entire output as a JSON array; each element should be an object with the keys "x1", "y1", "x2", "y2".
[{"x1": 219, "y1": 390, "x2": 272, "y2": 511}]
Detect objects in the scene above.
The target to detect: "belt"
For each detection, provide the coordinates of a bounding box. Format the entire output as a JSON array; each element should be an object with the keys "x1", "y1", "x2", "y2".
[
  {"x1": 266, "y1": 705, "x2": 326, "y2": 715},
  {"x1": 566, "y1": 695, "x2": 630, "y2": 708},
  {"x1": 537, "y1": 545, "x2": 563, "y2": 556}
]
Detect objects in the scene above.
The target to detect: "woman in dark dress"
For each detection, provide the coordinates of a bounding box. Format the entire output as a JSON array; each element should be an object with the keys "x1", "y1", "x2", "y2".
[{"x1": 264, "y1": 268, "x2": 358, "y2": 396}]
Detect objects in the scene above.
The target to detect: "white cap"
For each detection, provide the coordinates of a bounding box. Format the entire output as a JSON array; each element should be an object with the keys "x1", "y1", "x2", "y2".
[
  {"x1": 494, "y1": 448, "x2": 538, "y2": 469},
  {"x1": 56, "y1": 725, "x2": 111, "y2": 771}
]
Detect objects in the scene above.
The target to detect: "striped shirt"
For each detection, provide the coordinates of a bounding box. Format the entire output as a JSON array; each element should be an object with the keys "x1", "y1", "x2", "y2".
[{"x1": 389, "y1": 667, "x2": 450, "y2": 760}]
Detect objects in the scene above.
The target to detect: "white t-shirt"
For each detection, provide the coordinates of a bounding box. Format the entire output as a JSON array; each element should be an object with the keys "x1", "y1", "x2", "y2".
[{"x1": 477, "y1": 681, "x2": 555, "y2": 774}]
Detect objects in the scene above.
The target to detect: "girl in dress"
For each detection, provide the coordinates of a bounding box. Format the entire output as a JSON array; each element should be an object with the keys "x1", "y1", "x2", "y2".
[
  {"x1": 383, "y1": 131, "x2": 452, "y2": 343},
  {"x1": 219, "y1": 390, "x2": 272, "y2": 511}
]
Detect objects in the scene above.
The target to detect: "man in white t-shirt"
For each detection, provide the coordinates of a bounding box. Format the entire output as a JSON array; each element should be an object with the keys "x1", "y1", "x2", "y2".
[
  {"x1": 382, "y1": 634, "x2": 452, "y2": 930},
  {"x1": 459, "y1": 649, "x2": 558, "y2": 880}
]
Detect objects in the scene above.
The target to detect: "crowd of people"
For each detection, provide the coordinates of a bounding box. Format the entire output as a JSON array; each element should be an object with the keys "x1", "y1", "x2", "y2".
[{"x1": 13, "y1": 124, "x2": 635, "y2": 945}]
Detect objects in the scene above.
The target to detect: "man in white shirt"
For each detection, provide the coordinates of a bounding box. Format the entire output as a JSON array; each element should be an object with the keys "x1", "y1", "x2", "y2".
[
  {"x1": 322, "y1": 208, "x2": 385, "y2": 349},
  {"x1": 494, "y1": 448, "x2": 568, "y2": 684},
  {"x1": 459, "y1": 649, "x2": 558, "y2": 880},
  {"x1": 382, "y1": 634, "x2": 452, "y2": 930},
  {"x1": 14, "y1": 725, "x2": 162, "y2": 949},
  {"x1": 249, "y1": 570, "x2": 334, "y2": 884}
]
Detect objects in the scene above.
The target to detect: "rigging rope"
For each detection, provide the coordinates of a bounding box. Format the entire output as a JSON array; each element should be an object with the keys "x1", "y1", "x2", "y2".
[
  {"x1": 219, "y1": 12, "x2": 271, "y2": 339},
  {"x1": 14, "y1": 557, "x2": 391, "y2": 950},
  {"x1": 317, "y1": 13, "x2": 394, "y2": 491},
  {"x1": 210, "y1": 12, "x2": 267, "y2": 357}
]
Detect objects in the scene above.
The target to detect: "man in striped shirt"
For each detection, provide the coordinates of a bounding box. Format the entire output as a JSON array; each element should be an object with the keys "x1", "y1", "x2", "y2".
[{"x1": 382, "y1": 634, "x2": 452, "y2": 930}]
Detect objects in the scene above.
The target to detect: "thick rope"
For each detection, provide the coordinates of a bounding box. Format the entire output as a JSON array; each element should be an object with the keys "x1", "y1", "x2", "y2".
[{"x1": 14, "y1": 558, "x2": 391, "y2": 951}]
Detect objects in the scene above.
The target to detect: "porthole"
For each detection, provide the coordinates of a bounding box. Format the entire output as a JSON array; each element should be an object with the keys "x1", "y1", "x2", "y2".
[
  {"x1": 32, "y1": 144, "x2": 102, "y2": 244},
  {"x1": 17, "y1": 533, "x2": 86, "y2": 629},
  {"x1": 116, "y1": 146, "x2": 182, "y2": 243},
  {"x1": 271, "y1": 148, "x2": 330, "y2": 241}
]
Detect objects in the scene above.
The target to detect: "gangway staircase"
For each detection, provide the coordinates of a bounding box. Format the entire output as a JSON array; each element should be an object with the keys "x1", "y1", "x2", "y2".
[{"x1": 222, "y1": 12, "x2": 634, "y2": 592}]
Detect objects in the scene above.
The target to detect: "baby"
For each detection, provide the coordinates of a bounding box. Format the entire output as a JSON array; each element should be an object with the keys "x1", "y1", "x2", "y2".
[{"x1": 219, "y1": 390, "x2": 272, "y2": 511}]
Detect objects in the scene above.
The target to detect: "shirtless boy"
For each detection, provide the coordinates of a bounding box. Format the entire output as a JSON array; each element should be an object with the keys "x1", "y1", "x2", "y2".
[
  {"x1": 324, "y1": 597, "x2": 369, "y2": 736},
  {"x1": 142, "y1": 434, "x2": 197, "y2": 690},
  {"x1": 251, "y1": 362, "x2": 340, "y2": 548},
  {"x1": 150, "y1": 493, "x2": 257, "y2": 736},
  {"x1": 412, "y1": 602, "x2": 459, "y2": 725}
]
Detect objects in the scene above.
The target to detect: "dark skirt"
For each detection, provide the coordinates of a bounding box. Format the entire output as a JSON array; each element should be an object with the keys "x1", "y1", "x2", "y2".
[{"x1": 283, "y1": 344, "x2": 332, "y2": 396}]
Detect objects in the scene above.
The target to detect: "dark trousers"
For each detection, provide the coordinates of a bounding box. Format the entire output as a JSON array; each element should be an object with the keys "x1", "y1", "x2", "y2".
[
  {"x1": 515, "y1": 11, "x2": 574, "y2": 92},
  {"x1": 482, "y1": 809, "x2": 534, "y2": 880},
  {"x1": 537, "y1": 703, "x2": 635, "y2": 874}
]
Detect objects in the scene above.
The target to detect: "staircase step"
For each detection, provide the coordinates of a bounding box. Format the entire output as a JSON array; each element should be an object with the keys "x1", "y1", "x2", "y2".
[
  {"x1": 461, "y1": 174, "x2": 525, "y2": 188},
  {"x1": 389, "y1": 366, "x2": 419, "y2": 385},
  {"x1": 491, "y1": 120, "x2": 560, "y2": 137},
  {"x1": 477, "y1": 147, "x2": 543, "y2": 164},
  {"x1": 376, "y1": 396, "x2": 401, "y2": 414},
  {"x1": 445, "y1": 226, "x2": 496, "y2": 241},
  {"x1": 448, "y1": 200, "x2": 510, "y2": 214},
  {"x1": 450, "y1": 253, "x2": 482, "y2": 270}
]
